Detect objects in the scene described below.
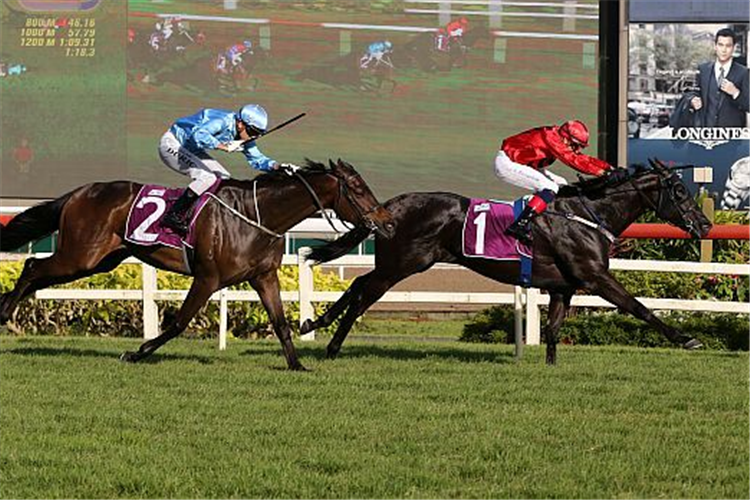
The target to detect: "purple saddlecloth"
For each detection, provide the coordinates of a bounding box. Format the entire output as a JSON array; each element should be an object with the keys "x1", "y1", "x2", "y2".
[
  {"x1": 462, "y1": 199, "x2": 532, "y2": 260},
  {"x1": 125, "y1": 181, "x2": 219, "y2": 250}
]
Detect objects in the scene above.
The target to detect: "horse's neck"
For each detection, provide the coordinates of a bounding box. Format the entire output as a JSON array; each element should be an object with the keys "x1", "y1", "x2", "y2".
[
  {"x1": 568, "y1": 181, "x2": 651, "y2": 236},
  {"x1": 239, "y1": 176, "x2": 334, "y2": 234}
]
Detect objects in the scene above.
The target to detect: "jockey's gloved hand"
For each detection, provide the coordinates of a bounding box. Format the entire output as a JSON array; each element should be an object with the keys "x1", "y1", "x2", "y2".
[{"x1": 279, "y1": 163, "x2": 301, "y2": 175}]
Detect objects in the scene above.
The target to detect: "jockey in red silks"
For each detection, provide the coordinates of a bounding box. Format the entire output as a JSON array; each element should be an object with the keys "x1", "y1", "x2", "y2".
[
  {"x1": 446, "y1": 17, "x2": 469, "y2": 42},
  {"x1": 494, "y1": 120, "x2": 612, "y2": 244}
]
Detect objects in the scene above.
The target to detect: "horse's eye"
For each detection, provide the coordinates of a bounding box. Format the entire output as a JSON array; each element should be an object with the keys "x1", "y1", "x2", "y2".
[{"x1": 673, "y1": 184, "x2": 688, "y2": 200}]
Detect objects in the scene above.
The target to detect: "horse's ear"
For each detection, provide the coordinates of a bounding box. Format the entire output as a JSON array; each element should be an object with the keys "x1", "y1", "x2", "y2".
[
  {"x1": 655, "y1": 158, "x2": 668, "y2": 171},
  {"x1": 337, "y1": 159, "x2": 355, "y2": 173},
  {"x1": 648, "y1": 158, "x2": 665, "y2": 172},
  {"x1": 328, "y1": 159, "x2": 337, "y2": 170}
]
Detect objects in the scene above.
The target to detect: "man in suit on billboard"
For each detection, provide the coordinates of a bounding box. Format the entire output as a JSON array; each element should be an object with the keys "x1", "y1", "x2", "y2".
[{"x1": 690, "y1": 28, "x2": 749, "y2": 128}]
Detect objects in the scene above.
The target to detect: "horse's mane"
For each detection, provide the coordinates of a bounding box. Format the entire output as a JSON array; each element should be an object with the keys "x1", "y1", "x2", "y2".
[
  {"x1": 225, "y1": 159, "x2": 332, "y2": 189},
  {"x1": 558, "y1": 164, "x2": 651, "y2": 199}
]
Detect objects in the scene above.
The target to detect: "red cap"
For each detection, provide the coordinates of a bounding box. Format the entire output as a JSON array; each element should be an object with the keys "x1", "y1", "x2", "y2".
[{"x1": 559, "y1": 120, "x2": 590, "y2": 148}]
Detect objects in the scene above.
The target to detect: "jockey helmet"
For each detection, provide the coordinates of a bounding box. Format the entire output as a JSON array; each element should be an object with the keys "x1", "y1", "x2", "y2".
[
  {"x1": 243, "y1": 40, "x2": 253, "y2": 49},
  {"x1": 459, "y1": 17, "x2": 469, "y2": 25},
  {"x1": 559, "y1": 120, "x2": 589, "y2": 148},
  {"x1": 384, "y1": 40, "x2": 393, "y2": 50},
  {"x1": 238, "y1": 104, "x2": 269, "y2": 134}
]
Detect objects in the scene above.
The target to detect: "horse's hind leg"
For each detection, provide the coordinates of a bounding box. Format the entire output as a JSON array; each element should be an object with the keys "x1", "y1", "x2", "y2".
[
  {"x1": 543, "y1": 292, "x2": 573, "y2": 365},
  {"x1": 120, "y1": 275, "x2": 219, "y2": 363},
  {"x1": 0, "y1": 248, "x2": 130, "y2": 325},
  {"x1": 589, "y1": 271, "x2": 701, "y2": 349}
]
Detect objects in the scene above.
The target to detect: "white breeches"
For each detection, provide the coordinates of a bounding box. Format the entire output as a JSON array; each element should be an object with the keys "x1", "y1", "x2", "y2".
[
  {"x1": 494, "y1": 151, "x2": 567, "y2": 193},
  {"x1": 159, "y1": 131, "x2": 231, "y2": 195}
]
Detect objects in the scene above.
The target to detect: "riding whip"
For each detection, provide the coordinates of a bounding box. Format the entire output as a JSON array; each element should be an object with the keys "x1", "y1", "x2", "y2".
[{"x1": 227, "y1": 113, "x2": 306, "y2": 152}]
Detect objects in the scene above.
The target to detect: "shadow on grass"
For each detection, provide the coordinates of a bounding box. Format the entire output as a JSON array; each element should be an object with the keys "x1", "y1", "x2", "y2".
[
  {"x1": 2, "y1": 346, "x2": 214, "y2": 364},
  {"x1": 240, "y1": 342, "x2": 514, "y2": 365}
]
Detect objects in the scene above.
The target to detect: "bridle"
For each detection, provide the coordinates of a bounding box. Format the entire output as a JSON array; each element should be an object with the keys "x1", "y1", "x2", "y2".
[
  {"x1": 546, "y1": 164, "x2": 700, "y2": 241},
  {"x1": 291, "y1": 168, "x2": 385, "y2": 235},
  {"x1": 625, "y1": 166, "x2": 700, "y2": 236}
]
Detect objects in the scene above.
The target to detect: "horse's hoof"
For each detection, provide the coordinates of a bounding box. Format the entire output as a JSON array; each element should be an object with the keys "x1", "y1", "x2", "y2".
[
  {"x1": 325, "y1": 348, "x2": 339, "y2": 360},
  {"x1": 290, "y1": 363, "x2": 310, "y2": 372},
  {"x1": 120, "y1": 351, "x2": 140, "y2": 363},
  {"x1": 300, "y1": 319, "x2": 315, "y2": 335},
  {"x1": 683, "y1": 338, "x2": 703, "y2": 350}
]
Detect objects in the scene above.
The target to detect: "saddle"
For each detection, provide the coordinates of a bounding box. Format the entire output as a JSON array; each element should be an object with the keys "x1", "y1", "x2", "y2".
[
  {"x1": 462, "y1": 198, "x2": 533, "y2": 286},
  {"x1": 124, "y1": 180, "x2": 220, "y2": 250}
]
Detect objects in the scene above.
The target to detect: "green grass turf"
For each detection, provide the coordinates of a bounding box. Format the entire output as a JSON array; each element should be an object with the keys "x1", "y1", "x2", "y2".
[{"x1": 1, "y1": 335, "x2": 747, "y2": 499}]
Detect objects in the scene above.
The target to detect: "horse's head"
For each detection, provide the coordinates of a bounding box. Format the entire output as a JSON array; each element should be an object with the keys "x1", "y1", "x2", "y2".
[
  {"x1": 323, "y1": 159, "x2": 396, "y2": 238},
  {"x1": 635, "y1": 159, "x2": 712, "y2": 238}
]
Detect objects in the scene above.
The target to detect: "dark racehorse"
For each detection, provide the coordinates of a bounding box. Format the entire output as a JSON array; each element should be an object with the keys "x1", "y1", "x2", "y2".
[
  {"x1": 396, "y1": 26, "x2": 489, "y2": 72},
  {"x1": 0, "y1": 160, "x2": 395, "y2": 370},
  {"x1": 303, "y1": 160, "x2": 713, "y2": 365},
  {"x1": 294, "y1": 51, "x2": 396, "y2": 95}
]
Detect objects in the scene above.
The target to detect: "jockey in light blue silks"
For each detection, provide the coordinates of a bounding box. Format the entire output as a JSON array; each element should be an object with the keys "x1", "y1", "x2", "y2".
[
  {"x1": 359, "y1": 40, "x2": 394, "y2": 69},
  {"x1": 158, "y1": 104, "x2": 290, "y2": 235}
]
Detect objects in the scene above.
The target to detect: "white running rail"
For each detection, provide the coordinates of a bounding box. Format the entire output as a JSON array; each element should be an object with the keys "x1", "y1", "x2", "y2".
[{"x1": 8, "y1": 250, "x2": 746, "y2": 353}]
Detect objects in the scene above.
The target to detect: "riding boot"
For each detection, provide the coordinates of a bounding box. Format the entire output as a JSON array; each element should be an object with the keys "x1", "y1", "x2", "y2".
[
  {"x1": 162, "y1": 189, "x2": 199, "y2": 236},
  {"x1": 506, "y1": 205, "x2": 537, "y2": 245},
  {"x1": 506, "y1": 189, "x2": 555, "y2": 245}
]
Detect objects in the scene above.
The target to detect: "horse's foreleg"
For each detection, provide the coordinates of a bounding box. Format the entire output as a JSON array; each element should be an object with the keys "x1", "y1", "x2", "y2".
[
  {"x1": 120, "y1": 276, "x2": 218, "y2": 362},
  {"x1": 327, "y1": 271, "x2": 395, "y2": 359},
  {"x1": 543, "y1": 292, "x2": 573, "y2": 365},
  {"x1": 300, "y1": 273, "x2": 369, "y2": 335},
  {"x1": 0, "y1": 248, "x2": 129, "y2": 325},
  {"x1": 589, "y1": 271, "x2": 701, "y2": 349},
  {"x1": 252, "y1": 271, "x2": 306, "y2": 371}
]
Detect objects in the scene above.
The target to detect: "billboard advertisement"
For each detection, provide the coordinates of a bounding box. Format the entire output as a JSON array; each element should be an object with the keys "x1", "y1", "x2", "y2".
[
  {"x1": 627, "y1": 19, "x2": 750, "y2": 209},
  {"x1": 1, "y1": 0, "x2": 601, "y2": 201}
]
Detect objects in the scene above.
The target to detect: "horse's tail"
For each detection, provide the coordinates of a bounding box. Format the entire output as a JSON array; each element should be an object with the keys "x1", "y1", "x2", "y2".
[
  {"x1": 0, "y1": 191, "x2": 75, "y2": 251},
  {"x1": 307, "y1": 226, "x2": 371, "y2": 264}
]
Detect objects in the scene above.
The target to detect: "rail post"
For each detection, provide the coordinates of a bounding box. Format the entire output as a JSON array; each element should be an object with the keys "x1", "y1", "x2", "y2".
[
  {"x1": 514, "y1": 285, "x2": 524, "y2": 359},
  {"x1": 700, "y1": 197, "x2": 715, "y2": 262},
  {"x1": 142, "y1": 263, "x2": 159, "y2": 339},
  {"x1": 525, "y1": 287, "x2": 541, "y2": 345},
  {"x1": 298, "y1": 247, "x2": 315, "y2": 340},
  {"x1": 219, "y1": 288, "x2": 228, "y2": 350}
]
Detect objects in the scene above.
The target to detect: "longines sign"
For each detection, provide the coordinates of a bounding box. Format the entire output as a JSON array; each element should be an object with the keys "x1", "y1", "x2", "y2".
[{"x1": 672, "y1": 127, "x2": 750, "y2": 150}]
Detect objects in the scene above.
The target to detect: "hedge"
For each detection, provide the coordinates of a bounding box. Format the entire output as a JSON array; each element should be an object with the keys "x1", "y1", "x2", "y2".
[{"x1": 0, "y1": 263, "x2": 351, "y2": 339}]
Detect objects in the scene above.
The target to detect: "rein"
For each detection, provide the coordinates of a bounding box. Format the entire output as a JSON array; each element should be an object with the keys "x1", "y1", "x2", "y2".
[
  {"x1": 209, "y1": 166, "x2": 383, "y2": 238},
  {"x1": 292, "y1": 169, "x2": 384, "y2": 235},
  {"x1": 291, "y1": 171, "x2": 344, "y2": 234},
  {"x1": 548, "y1": 166, "x2": 696, "y2": 242},
  {"x1": 546, "y1": 170, "x2": 663, "y2": 243},
  {"x1": 545, "y1": 210, "x2": 616, "y2": 243},
  {"x1": 207, "y1": 191, "x2": 283, "y2": 238}
]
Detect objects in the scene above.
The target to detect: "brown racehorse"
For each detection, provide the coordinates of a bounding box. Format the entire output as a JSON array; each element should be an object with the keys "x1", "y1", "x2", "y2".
[{"x1": 0, "y1": 160, "x2": 395, "y2": 370}]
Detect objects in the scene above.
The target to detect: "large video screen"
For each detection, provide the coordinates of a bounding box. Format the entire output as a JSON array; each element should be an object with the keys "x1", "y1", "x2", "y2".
[
  {"x1": 627, "y1": 21, "x2": 750, "y2": 209},
  {"x1": 1, "y1": 0, "x2": 600, "y2": 201}
]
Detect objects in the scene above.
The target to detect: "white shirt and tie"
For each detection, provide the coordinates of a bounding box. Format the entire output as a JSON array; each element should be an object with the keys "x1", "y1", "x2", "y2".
[{"x1": 714, "y1": 60, "x2": 740, "y2": 100}]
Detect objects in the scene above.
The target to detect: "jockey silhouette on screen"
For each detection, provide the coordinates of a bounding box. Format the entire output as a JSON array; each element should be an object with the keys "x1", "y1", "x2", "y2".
[
  {"x1": 360, "y1": 40, "x2": 394, "y2": 69},
  {"x1": 446, "y1": 17, "x2": 468, "y2": 45},
  {"x1": 494, "y1": 120, "x2": 613, "y2": 244},
  {"x1": 216, "y1": 40, "x2": 253, "y2": 74}
]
